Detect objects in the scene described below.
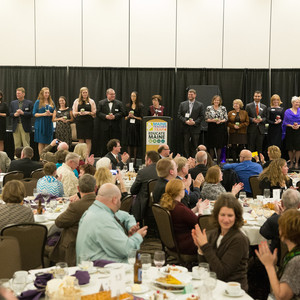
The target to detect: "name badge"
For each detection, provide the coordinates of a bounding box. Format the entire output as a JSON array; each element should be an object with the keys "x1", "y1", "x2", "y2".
[
  {"x1": 115, "y1": 109, "x2": 119, "y2": 112},
  {"x1": 260, "y1": 108, "x2": 263, "y2": 111},
  {"x1": 232, "y1": 113, "x2": 236, "y2": 116},
  {"x1": 185, "y1": 113, "x2": 190, "y2": 118},
  {"x1": 25, "y1": 108, "x2": 29, "y2": 111},
  {"x1": 57, "y1": 110, "x2": 61, "y2": 113},
  {"x1": 271, "y1": 109, "x2": 275, "y2": 111},
  {"x1": 86, "y1": 103, "x2": 90, "y2": 105},
  {"x1": 130, "y1": 119, "x2": 136, "y2": 124}
]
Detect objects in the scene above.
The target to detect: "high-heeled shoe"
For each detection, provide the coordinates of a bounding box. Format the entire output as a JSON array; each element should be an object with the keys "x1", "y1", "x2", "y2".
[{"x1": 295, "y1": 163, "x2": 299, "y2": 169}]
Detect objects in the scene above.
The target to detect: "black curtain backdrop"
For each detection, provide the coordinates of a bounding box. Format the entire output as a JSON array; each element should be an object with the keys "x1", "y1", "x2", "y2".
[{"x1": 0, "y1": 66, "x2": 299, "y2": 158}]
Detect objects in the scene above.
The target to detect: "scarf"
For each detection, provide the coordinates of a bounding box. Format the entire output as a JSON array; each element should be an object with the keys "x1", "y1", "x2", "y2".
[
  {"x1": 282, "y1": 108, "x2": 300, "y2": 139},
  {"x1": 277, "y1": 245, "x2": 300, "y2": 279}
]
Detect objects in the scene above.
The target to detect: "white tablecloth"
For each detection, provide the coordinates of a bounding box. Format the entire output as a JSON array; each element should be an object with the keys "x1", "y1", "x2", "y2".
[{"x1": 26, "y1": 266, "x2": 253, "y2": 300}]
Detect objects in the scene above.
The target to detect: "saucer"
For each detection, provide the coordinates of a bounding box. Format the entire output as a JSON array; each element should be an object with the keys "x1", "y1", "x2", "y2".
[{"x1": 223, "y1": 289, "x2": 245, "y2": 297}]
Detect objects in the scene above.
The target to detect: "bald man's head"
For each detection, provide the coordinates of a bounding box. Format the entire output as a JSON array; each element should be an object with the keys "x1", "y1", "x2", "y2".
[
  {"x1": 58, "y1": 142, "x2": 69, "y2": 151},
  {"x1": 97, "y1": 183, "x2": 121, "y2": 212},
  {"x1": 240, "y1": 149, "x2": 252, "y2": 161},
  {"x1": 195, "y1": 151, "x2": 207, "y2": 165}
]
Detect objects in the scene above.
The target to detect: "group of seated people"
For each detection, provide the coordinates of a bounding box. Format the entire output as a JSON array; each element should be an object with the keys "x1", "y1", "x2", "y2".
[{"x1": 0, "y1": 139, "x2": 300, "y2": 300}]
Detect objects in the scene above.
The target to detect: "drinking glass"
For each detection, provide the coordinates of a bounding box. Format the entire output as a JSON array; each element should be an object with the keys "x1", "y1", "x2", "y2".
[
  {"x1": 55, "y1": 262, "x2": 69, "y2": 279},
  {"x1": 140, "y1": 253, "x2": 152, "y2": 280},
  {"x1": 123, "y1": 165, "x2": 128, "y2": 173},
  {"x1": 153, "y1": 251, "x2": 165, "y2": 268},
  {"x1": 50, "y1": 199, "x2": 57, "y2": 211},
  {"x1": 11, "y1": 273, "x2": 27, "y2": 295},
  {"x1": 78, "y1": 255, "x2": 92, "y2": 272},
  {"x1": 33, "y1": 188, "x2": 38, "y2": 198},
  {"x1": 204, "y1": 272, "x2": 217, "y2": 299},
  {"x1": 198, "y1": 262, "x2": 210, "y2": 285},
  {"x1": 128, "y1": 249, "x2": 137, "y2": 271},
  {"x1": 263, "y1": 189, "x2": 270, "y2": 199},
  {"x1": 239, "y1": 191, "x2": 246, "y2": 202},
  {"x1": 0, "y1": 278, "x2": 10, "y2": 289}
]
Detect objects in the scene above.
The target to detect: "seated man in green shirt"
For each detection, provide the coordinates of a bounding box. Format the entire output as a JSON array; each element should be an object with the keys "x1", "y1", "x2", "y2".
[{"x1": 76, "y1": 183, "x2": 147, "y2": 263}]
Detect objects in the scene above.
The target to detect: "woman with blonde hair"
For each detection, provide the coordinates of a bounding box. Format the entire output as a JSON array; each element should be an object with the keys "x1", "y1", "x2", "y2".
[
  {"x1": 258, "y1": 145, "x2": 281, "y2": 169},
  {"x1": 200, "y1": 165, "x2": 243, "y2": 201},
  {"x1": 259, "y1": 158, "x2": 292, "y2": 197},
  {"x1": 72, "y1": 87, "x2": 96, "y2": 156},
  {"x1": 33, "y1": 87, "x2": 55, "y2": 155},
  {"x1": 160, "y1": 179, "x2": 208, "y2": 255},
  {"x1": 267, "y1": 94, "x2": 284, "y2": 148},
  {"x1": 227, "y1": 99, "x2": 249, "y2": 162}
]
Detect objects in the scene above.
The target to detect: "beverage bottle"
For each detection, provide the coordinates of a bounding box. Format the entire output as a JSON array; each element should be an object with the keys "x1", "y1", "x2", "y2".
[
  {"x1": 37, "y1": 199, "x2": 43, "y2": 214},
  {"x1": 134, "y1": 252, "x2": 142, "y2": 284}
]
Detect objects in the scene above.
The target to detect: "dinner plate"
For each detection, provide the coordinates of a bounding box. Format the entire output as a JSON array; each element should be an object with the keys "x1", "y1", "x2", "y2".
[
  {"x1": 160, "y1": 265, "x2": 188, "y2": 275},
  {"x1": 104, "y1": 263, "x2": 131, "y2": 273},
  {"x1": 153, "y1": 282, "x2": 185, "y2": 293},
  {"x1": 125, "y1": 284, "x2": 148, "y2": 294},
  {"x1": 153, "y1": 274, "x2": 192, "y2": 288},
  {"x1": 223, "y1": 289, "x2": 246, "y2": 297}
]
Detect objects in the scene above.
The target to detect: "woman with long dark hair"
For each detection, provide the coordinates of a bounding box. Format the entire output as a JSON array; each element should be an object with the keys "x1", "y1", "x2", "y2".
[{"x1": 125, "y1": 91, "x2": 144, "y2": 164}]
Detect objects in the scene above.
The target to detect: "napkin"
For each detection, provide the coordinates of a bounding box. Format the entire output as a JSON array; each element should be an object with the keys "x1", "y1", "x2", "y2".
[
  {"x1": 34, "y1": 193, "x2": 57, "y2": 203},
  {"x1": 34, "y1": 273, "x2": 53, "y2": 289},
  {"x1": 18, "y1": 289, "x2": 44, "y2": 300},
  {"x1": 93, "y1": 259, "x2": 115, "y2": 267},
  {"x1": 72, "y1": 270, "x2": 90, "y2": 285}
]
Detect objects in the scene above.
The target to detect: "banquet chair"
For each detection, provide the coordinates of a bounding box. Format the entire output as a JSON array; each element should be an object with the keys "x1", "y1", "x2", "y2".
[
  {"x1": 249, "y1": 175, "x2": 262, "y2": 198},
  {"x1": 120, "y1": 194, "x2": 133, "y2": 213},
  {"x1": 3, "y1": 171, "x2": 24, "y2": 186},
  {"x1": 147, "y1": 179, "x2": 158, "y2": 208},
  {"x1": 0, "y1": 236, "x2": 22, "y2": 277},
  {"x1": 31, "y1": 168, "x2": 45, "y2": 180},
  {"x1": 198, "y1": 215, "x2": 215, "y2": 231},
  {"x1": 152, "y1": 204, "x2": 197, "y2": 265},
  {"x1": 1, "y1": 223, "x2": 48, "y2": 270},
  {"x1": 21, "y1": 178, "x2": 38, "y2": 196}
]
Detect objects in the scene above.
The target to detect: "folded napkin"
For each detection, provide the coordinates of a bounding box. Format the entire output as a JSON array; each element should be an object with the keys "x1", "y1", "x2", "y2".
[
  {"x1": 18, "y1": 273, "x2": 53, "y2": 300},
  {"x1": 72, "y1": 270, "x2": 90, "y2": 285},
  {"x1": 93, "y1": 259, "x2": 115, "y2": 267},
  {"x1": 34, "y1": 193, "x2": 57, "y2": 203}
]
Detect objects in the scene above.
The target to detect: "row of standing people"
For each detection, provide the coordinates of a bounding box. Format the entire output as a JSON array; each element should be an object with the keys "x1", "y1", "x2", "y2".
[{"x1": 0, "y1": 87, "x2": 165, "y2": 160}]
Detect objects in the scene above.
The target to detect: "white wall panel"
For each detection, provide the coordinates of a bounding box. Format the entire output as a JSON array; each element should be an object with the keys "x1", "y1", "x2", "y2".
[
  {"x1": 223, "y1": 0, "x2": 271, "y2": 68},
  {"x1": 177, "y1": 0, "x2": 223, "y2": 68},
  {"x1": 35, "y1": 0, "x2": 81, "y2": 66},
  {"x1": 130, "y1": 0, "x2": 176, "y2": 67},
  {"x1": 270, "y1": 0, "x2": 300, "y2": 68},
  {"x1": 83, "y1": 0, "x2": 129, "y2": 67},
  {"x1": 0, "y1": 0, "x2": 35, "y2": 65}
]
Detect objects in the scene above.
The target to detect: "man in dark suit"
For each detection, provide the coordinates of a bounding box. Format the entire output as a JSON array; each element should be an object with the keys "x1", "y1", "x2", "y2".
[
  {"x1": 245, "y1": 90, "x2": 267, "y2": 153},
  {"x1": 177, "y1": 89, "x2": 204, "y2": 158},
  {"x1": 50, "y1": 174, "x2": 97, "y2": 266},
  {"x1": 189, "y1": 150, "x2": 208, "y2": 179},
  {"x1": 9, "y1": 87, "x2": 33, "y2": 150},
  {"x1": 130, "y1": 151, "x2": 160, "y2": 222},
  {"x1": 8, "y1": 146, "x2": 42, "y2": 178},
  {"x1": 105, "y1": 139, "x2": 129, "y2": 170},
  {"x1": 97, "y1": 88, "x2": 126, "y2": 156}
]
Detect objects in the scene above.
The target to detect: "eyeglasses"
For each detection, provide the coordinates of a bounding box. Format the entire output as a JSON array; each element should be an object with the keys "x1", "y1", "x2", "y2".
[{"x1": 163, "y1": 148, "x2": 170, "y2": 151}]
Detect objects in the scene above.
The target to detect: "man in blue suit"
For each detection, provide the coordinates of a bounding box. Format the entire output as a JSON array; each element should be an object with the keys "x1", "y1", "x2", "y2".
[
  {"x1": 10, "y1": 87, "x2": 33, "y2": 149},
  {"x1": 177, "y1": 89, "x2": 204, "y2": 158}
]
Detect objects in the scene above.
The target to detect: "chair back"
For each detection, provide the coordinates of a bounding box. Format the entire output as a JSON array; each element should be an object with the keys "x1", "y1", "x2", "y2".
[
  {"x1": 21, "y1": 178, "x2": 38, "y2": 196},
  {"x1": 0, "y1": 236, "x2": 22, "y2": 277},
  {"x1": 1, "y1": 223, "x2": 48, "y2": 270},
  {"x1": 152, "y1": 204, "x2": 176, "y2": 250},
  {"x1": 198, "y1": 215, "x2": 215, "y2": 231},
  {"x1": 31, "y1": 168, "x2": 45, "y2": 180},
  {"x1": 148, "y1": 179, "x2": 158, "y2": 207},
  {"x1": 3, "y1": 171, "x2": 24, "y2": 186},
  {"x1": 249, "y1": 175, "x2": 262, "y2": 198},
  {"x1": 120, "y1": 194, "x2": 133, "y2": 213}
]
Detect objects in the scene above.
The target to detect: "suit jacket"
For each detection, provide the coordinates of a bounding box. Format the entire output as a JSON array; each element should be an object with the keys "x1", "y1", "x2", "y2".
[
  {"x1": 130, "y1": 163, "x2": 158, "y2": 220},
  {"x1": 245, "y1": 102, "x2": 267, "y2": 134},
  {"x1": 189, "y1": 164, "x2": 208, "y2": 180},
  {"x1": 8, "y1": 158, "x2": 42, "y2": 178},
  {"x1": 227, "y1": 110, "x2": 249, "y2": 135},
  {"x1": 177, "y1": 100, "x2": 204, "y2": 134},
  {"x1": 200, "y1": 228, "x2": 249, "y2": 291},
  {"x1": 10, "y1": 99, "x2": 33, "y2": 133},
  {"x1": 50, "y1": 193, "x2": 96, "y2": 266},
  {"x1": 153, "y1": 177, "x2": 168, "y2": 203},
  {"x1": 96, "y1": 99, "x2": 125, "y2": 130},
  {"x1": 105, "y1": 152, "x2": 125, "y2": 170}
]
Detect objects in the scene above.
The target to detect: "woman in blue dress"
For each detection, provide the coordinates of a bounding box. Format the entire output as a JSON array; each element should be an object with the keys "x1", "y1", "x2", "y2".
[{"x1": 33, "y1": 87, "x2": 55, "y2": 156}]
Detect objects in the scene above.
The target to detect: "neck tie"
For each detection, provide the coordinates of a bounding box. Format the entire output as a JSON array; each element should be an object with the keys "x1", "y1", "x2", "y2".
[
  {"x1": 256, "y1": 104, "x2": 259, "y2": 116},
  {"x1": 114, "y1": 215, "x2": 128, "y2": 235}
]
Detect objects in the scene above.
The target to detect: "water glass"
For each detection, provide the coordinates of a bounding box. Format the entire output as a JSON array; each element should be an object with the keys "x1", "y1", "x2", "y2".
[
  {"x1": 11, "y1": 272, "x2": 27, "y2": 295},
  {"x1": 55, "y1": 262, "x2": 69, "y2": 279},
  {"x1": 198, "y1": 262, "x2": 210, "y2": 284},
  {"x1": 239, "y1": 191, "x2": 246, "y2": 202},
  {"x1": 33, "y1": 188, "x2": 38, "y2": 198},
  {"x1": 128, "y1": 249, "x2": 137, "y2": 270},
  {"x1": 204, "y1": 272, "x2": 217, "y2": 299},
  {"x1": 153, "y1": 251, "x2": 165, "y2": 268},
  {"x1": 140, "y1": 253, "x2": 152, "y2": 280},
  {"x1": 263, "y1": 189, "x2": 270, "y2": 199},
  {"x1": 78, "y1": 255, "x2": 92, "y2": 272},
  {"x1": 50, "y1": 199, "x2": 57, "y2": 211}
]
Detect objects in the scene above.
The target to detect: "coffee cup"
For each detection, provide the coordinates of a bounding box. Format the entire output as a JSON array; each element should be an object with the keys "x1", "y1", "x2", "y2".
[{"x1": 226, "y1": 282, "x2": 241, "y2": 296}]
